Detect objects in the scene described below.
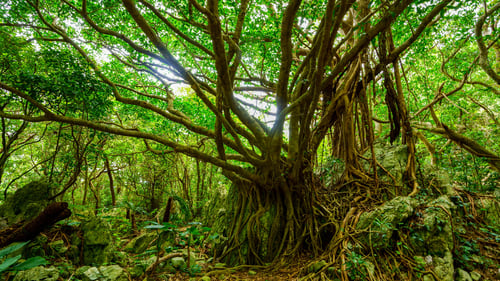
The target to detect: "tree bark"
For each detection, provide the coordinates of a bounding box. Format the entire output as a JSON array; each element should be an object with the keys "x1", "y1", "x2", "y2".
[
  {"x1": 0, "y1": 202, "x2": 71, "y2": 248},
  {"x1": 104, "y1": 155, "x2": 116, "y2": 206}
]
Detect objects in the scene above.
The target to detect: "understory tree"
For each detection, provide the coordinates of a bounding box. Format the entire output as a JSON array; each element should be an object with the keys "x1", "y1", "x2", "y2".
[{"x1": 0, "y1": 0, "x2": 498, "y2": 266}]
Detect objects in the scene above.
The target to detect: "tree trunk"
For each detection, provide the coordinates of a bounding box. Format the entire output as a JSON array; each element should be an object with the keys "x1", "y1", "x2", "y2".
[
  {"x1": 219, "y1": 167, "x2": 322, "y2": 265},
  {"x1": 104, "y1": 156, "x2": 116, "y2": 206},
  {"x1": 0, "y1": 202, "x2": 71, "y2": 248}
]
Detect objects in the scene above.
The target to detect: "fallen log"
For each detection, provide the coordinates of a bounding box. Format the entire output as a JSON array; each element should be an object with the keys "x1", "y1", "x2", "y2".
[{"x1": 0, "y1": 202, "x2": 72, "y2": 248}]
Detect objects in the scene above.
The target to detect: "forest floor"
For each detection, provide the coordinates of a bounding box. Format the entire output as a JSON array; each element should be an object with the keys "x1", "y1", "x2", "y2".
[
  {"x1": 1, "y1": 183, "x2": 499, "y2": 281},
  {"x1": 156, "y1": 257, "x2": 308, "y2": 281}
]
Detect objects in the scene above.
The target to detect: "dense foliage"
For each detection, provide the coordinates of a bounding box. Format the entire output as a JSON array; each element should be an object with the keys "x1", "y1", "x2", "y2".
[{"x1": 0, "y1": 0, "x2": 498, "y2": 280}]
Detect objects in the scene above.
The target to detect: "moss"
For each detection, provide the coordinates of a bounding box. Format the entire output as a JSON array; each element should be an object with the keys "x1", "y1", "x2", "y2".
[
  {"x1": 356, "y1": 196, "x2": 417, "y2": 249},
  {"x1": 80, "y1": 217, "x2": 113, "y2": 265},
  {"x1": 0, "y1": 180, "x2": 55, "y2": 224}
]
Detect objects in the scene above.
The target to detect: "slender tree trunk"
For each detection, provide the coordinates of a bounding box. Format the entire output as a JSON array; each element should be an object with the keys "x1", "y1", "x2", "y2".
[
  {"x1": 163, "y1": 197, "x2": 174, "y2": 223},
  {"x1": 48, "y1": 123, "x2": 63, "y2": 182},
  {"x1": 82, "y1": 165, "x2": 88, "y2": 205},
  {"x1": 104, "y1": 155, "x2": 116, "y2": 206}
]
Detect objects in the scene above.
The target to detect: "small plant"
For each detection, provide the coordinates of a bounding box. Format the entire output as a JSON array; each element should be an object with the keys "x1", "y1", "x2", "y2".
[
  {"x1": 413, "y1": 256, "x2": 426, "y2": 279},
  {"x1": 345, "y1": 251, "x2": 367, "y2": 280},
  {"x1": 144, "y1": 220, "x2": 211, "y2": 276},
  {"x1": 0, "y1": 241, "x2": 48, "y2": 274},
  {"x1": 179, "y1": 222, "x2": 211, "y2": 275},
  {"x1": 144, "y1": 221, "x2": 178, "y2": 254}
]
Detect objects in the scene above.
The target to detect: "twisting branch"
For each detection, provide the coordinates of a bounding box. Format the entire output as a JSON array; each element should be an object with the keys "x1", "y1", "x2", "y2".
[
  {"x1": 413, "y1": 122, "x2": 500, "y2": 172},
  {"x1": 0, "y1": 81, "x2": 263, "y2": 184},
  {"x1": 475, "y1": 2, "x2": 500, "y2": 84}
]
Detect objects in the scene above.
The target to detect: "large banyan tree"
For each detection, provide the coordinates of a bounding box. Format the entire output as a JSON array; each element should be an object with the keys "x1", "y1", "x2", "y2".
[{"x1": 1, "y1": 0, "x2": 499, "y2": 265}]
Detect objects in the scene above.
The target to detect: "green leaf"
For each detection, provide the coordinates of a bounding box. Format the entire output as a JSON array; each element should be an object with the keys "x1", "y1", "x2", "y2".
[
  {"x1": 12, "y1": 256, "x2": 48, "y2": 271},
  {"x1": 0, "y1": 241, "x2": 30, "y2": 258},
  {"x1": 143, "y1": 224, "x2": 165, "y2": 229},
  {"x1": 0, "y1": 255, "x2": 22, "y2": 273}
]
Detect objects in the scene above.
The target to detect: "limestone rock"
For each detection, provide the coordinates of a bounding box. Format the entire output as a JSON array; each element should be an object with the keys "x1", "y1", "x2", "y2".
[
  {"x1": 432, "y1": 251, "x2": 454, "y2": 281},
  {"x1": 356, "y1": 196, "x2": 418, "y2": 249},
  {"x1": 13, "y1": 266, "x2": 59, "y2": 281},
  {"x1": 456, "y1": 268, "x2": 472, "y2": 281},
  {"x1": 409, "y1": 196, "x2": 455, "y2": 257},
  {"x1": 470, "y1": 271, "x2": 481, "y2": 281},
  {"x1": 123, "y1": 232, "x2": 156, "y2": 254},
  {"x1": 81, "y1": 267, "x2": 101, "y2": 281},
  {"x1": 362, "y1": 143, "x2": 409, "y2": 186},
  {"x1": 81, "y1": 217, "x2": 113, "y2": 265},
  {"x1": 170, "y1": 257, "x2": 186, "y2": 269},
  {"x1": 98, "y1": 265, "x2": 128, "y2": 281},
  {"x1": 79, "y1": 265, "x2": 127, "y2": 281},
  {"x1": 476, "y1": 197, "x2": 500, "y2": 227},
  {"x1": 0, "y1": 181, "x2": 54, "y2": 224}
]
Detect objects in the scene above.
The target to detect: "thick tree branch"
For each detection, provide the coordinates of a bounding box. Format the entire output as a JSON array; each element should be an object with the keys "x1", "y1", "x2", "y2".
[
  {"x1": 475, "y1": 2, "x2": 500, "y2": 84},
  {"x1": 0, "y1": 82, "x2": 263, "y2": 184},
  {"x1": 414, "y1": 122, "x2": 500, "y2": 172}
]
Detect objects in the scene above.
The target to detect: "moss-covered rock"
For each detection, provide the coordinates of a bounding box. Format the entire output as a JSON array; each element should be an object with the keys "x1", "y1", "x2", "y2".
[
  {"x1": 77, "y1": 265, "x2": 128, "y2": 281},
  {"x1": 0, "y1": 180, "x2": 54, "y2": 224},
  {"x1": 476, "y1": 196, "x2": 500, "y2": 227},
  {"x1": 128, "y1": 264, "x2": 145, "y2": 278},
  {"x1": 124, "y1": 230, "x2": 174, "y2": 254},
  {"x1": 405, "y1": 196, "x2": 456, "y2": 281},
  {"x1": 13, "y1": 266, "x2": 59, "y2": 281},
  {"x1": 80, "y1": 216, "x2": 113, "y2": 265},
  {"x1": 456, "y1": 268, "x2": 472, "y2": 281},
  {"x1": 362, "y1": 143, "x2": 409, "y2": 187},
  {"x1": 123, "y1": 232, "x2": 156, "y2": 254},
  {"x1": 409, "y1": 196, "x2": 455, "y2": 257},
  {"x1": 356, "y1": 196, "x2": 418, "y2": 249},
  {"x1": 79, "y1": 266, "x2": 100, "y2": 281},
  {"x1": 432, "y1": 251, "x2": 454, "y2": 281},
  {"x1": 170, "y1": 257, "x2": 186, "y2": 269},
  {"x1": 47, "y1": 239, "x2": 67, "y2": 257},
  {"x1": 98, "y1": 265, "x2": 128, "y2": 281}
]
